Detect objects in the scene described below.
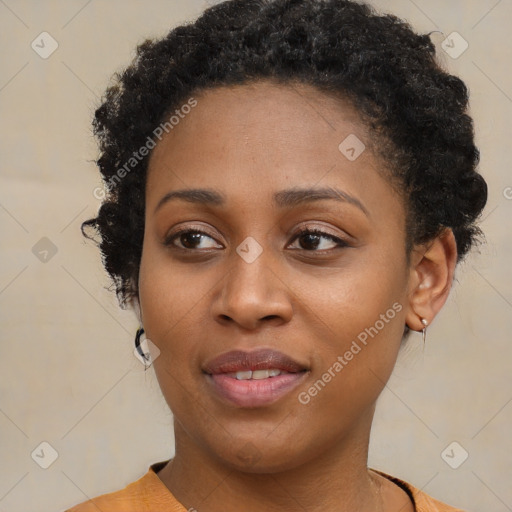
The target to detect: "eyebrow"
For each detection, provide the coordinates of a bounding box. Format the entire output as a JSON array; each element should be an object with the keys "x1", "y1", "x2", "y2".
[{"x1": 154, "y1": 186, "x2": 369, "y2": 216}]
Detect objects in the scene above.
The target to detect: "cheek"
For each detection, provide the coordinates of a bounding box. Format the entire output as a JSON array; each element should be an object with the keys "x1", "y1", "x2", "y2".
[
  {"x1": 138, "y1": 239, "x2": 210, "y2": 339},
  {"x1": 137, "y1": 251, "x2": 203, "y2": 407},
  {"x1": 308, "y1": 244, "x2": 406, "y2": 333},
  {"x1": 298, "y1": 248, "x2": 407, "y2": 400},
  {"x1": 137, "y1": 237, "x2": 226, "y2": 373},
  {"x1": 138, "y1": 250, "x2": 210, "y2": 414}
]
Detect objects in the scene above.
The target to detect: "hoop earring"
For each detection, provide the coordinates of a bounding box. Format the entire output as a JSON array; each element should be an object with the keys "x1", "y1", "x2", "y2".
[
  {"x1": 134, "y1": 326, "x2": 152, "y2": 370},
  {"x1": 421, "y1": 318, "x2": 428, "y2": 345},
  {"x1": 135, "y1": 326, "x2": 145, "y2": 358}
]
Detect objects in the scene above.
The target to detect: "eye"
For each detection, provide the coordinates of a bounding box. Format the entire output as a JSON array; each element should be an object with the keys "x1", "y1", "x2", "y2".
[
  {"x1": 288, "y1": 228, "x2": 348, "y2": 251},
  {"x1": 164, "y1": 228, "x2": 222, "y2": 250},
  {"x1": 164, "y1": 226, "x2": 349, "y2": 252}
]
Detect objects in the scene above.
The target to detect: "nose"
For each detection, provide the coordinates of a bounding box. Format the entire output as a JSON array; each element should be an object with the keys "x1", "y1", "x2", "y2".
[{"x1": 211, "y1": 249, "x2": 294, "y2": 331}]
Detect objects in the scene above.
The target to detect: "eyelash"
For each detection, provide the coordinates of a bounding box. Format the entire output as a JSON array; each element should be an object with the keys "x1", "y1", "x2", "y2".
[{"x1": 164, "y1": 226, "x2": 349, "y2": 253}]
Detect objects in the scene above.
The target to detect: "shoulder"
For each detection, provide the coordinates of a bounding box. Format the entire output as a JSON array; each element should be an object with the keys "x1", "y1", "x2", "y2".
[
  {"x1": 371, "y1": 468, "x2": 466, "y2": 512},
  {"x1": 63, "y1": 460, "x2": 183, "y2": 512},
  {"x1": 63, "y1": 474, "x2": 148, "y2": 512}
]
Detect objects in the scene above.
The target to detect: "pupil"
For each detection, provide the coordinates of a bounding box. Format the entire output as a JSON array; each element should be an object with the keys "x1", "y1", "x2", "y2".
[
  {"x1": 183, "y1": 233, "x2": 201, "y2": 248},
  {"x1": 301, "y1": 233, "x2": 320, "y2": 250}
]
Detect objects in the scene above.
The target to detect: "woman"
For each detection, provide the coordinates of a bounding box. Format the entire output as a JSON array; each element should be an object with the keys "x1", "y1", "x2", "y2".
[{"x1": 69, "y1": 0, "x2": 487, "y2": 510}]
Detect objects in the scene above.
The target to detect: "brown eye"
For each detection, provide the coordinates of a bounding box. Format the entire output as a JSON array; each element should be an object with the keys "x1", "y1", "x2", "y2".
[
  {"x1": 164, "y1": 229, "x2": 221, "y2": 250},
  {"x1": 289, "y1": 228, "x2": 348, "y2": 251}
]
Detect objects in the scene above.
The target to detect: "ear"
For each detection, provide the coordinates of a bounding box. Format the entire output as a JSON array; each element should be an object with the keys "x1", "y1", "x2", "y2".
[{"x1": 404, "y1": 228, "x2": 458, "y2": 332}]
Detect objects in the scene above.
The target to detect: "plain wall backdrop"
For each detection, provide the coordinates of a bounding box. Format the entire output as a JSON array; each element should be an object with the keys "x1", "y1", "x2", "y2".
[{"x1": 0, "y1": 1, "x2": 511, "y2": 511}]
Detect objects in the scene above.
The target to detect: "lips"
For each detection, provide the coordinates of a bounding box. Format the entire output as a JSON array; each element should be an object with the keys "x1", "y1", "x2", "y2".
[
  {"x1": 202, "y1": 348, "x2": 308, "y2": 375},
  {"x1": 202, "y1": 348, "x2": 309, "y2": 408}
]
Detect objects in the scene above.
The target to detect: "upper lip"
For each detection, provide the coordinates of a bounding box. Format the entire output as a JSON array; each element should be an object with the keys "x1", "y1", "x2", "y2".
[{"x1": 203, "y1": 348, "x2": 308, "y2": 374}]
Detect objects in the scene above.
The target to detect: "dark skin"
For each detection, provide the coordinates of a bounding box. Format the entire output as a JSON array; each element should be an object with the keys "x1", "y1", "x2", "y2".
[{"x1": 134, "y1": 80, "x2": 457, "y2": 512}]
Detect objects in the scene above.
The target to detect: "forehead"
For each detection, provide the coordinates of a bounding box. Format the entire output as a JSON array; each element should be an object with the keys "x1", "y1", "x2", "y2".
[
  {"x1": 152, "y1": 80, "x2": 368, "y2": 152},
  {"x1": 145, "y1": 80, "x2": 401, "y2": 220}
]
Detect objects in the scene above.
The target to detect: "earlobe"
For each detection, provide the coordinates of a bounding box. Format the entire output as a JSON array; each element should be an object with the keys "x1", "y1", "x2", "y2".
[{"x1": 405, "y1": 228, "x2": 458, "y2": 332}]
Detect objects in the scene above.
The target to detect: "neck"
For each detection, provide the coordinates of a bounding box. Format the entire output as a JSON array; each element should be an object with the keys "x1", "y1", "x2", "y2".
[{"x1": 157, "y1": 408, "x2": 385, "y2": 512}]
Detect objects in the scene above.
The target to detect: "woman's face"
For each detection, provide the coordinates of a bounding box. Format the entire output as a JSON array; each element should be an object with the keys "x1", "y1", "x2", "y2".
[{"x1": 138, "y1": 80, "x2": 412, "y2": 472}]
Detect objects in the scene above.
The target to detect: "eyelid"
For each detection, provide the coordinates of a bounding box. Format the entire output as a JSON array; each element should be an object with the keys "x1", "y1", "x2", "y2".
[{"x1": 292, "y1": 221, "x2": 346, "y2": 239}]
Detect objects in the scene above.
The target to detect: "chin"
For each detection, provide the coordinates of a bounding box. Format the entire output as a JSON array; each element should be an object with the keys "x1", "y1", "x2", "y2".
[{"x1": 208, "y1": 438, "x2": 314, "y2": 475}]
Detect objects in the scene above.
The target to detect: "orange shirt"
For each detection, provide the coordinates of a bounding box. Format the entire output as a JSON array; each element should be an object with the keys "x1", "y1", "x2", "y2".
[{"x1": 64, "y1": 460, "x2": 464, "y2": 512}]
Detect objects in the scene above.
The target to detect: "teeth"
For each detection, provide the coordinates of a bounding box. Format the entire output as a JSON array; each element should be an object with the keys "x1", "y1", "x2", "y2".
[
  {"x1": 252, "y1": 370, "x2": 270, "y2": 380},
  {"x1": 234, "y1": 369, "x2": 283, "y2": 380}
]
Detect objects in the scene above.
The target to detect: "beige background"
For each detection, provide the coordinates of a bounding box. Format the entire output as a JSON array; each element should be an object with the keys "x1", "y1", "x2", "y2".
[{"x1": 0, "y1": 1, "x2": 510, "y2": 511}]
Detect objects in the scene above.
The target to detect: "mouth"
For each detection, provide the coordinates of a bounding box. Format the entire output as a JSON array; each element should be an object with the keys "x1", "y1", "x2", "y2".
[{"x1": 202, "y1": 348, "x2": 309, "y2": 408}]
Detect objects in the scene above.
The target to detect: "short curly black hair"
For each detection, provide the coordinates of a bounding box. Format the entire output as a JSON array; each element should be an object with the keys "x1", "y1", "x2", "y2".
[{"x1": 82, "y1": 0, "x2": 487, "y2": 309}]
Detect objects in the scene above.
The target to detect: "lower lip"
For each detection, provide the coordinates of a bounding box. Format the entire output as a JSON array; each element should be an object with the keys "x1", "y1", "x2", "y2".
[{"x1": 205, "y1": 372, "x2": 308, "y2": 408}]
